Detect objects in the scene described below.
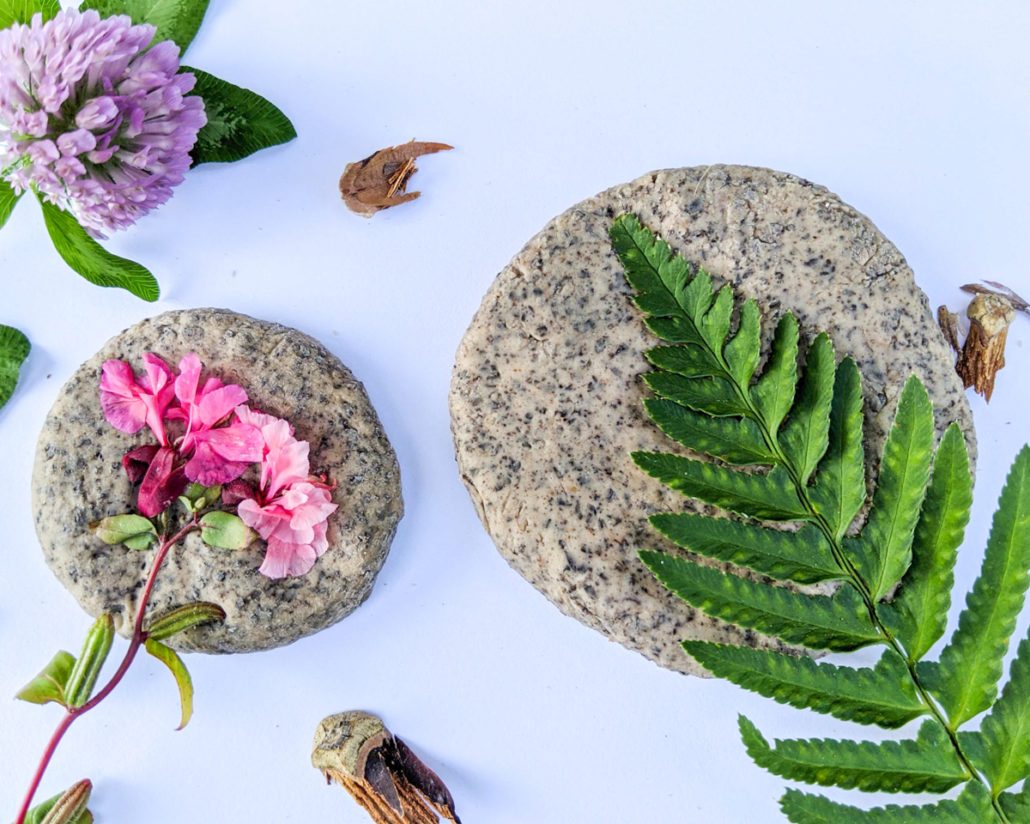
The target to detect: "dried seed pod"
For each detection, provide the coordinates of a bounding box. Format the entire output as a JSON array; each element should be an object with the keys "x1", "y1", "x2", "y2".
[
  {"x1": 312, "y1": 711, "x2": 460, "y2": 824},
  {"x1": 956, "y1": 293, "x2": 1016, "y2": 402},
  {"x1": 339, "y1": 140, "x2": 452, "y2": 217}
]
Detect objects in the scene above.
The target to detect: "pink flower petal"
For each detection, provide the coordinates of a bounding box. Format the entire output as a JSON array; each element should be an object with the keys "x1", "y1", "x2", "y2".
[{"x1": 99, "y1": 359, "x2": 146, "y2": 433}]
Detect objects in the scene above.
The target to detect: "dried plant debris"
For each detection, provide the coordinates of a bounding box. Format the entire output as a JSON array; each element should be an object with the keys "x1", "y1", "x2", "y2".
[
  {"x1": 312, "y1": 712, "x2": 460, "y2": 824},
  {"x1": 340, "y1": 140, "x2": 452, "y2": 217},
  {"x1": 939, "y1": 282, "x2": 1021, "y2": 402}
]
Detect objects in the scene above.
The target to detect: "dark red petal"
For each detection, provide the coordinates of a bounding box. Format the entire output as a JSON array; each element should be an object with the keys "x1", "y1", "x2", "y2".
[
  {"x1": 137, "y1": 447, "x2": 189, "y2": 517},
  {"x1": 122, "y1": 444, "x2": 159, "y2": 483},
  {"x1": 221, "y1": 478, "x2": 257, "y2": 507}
]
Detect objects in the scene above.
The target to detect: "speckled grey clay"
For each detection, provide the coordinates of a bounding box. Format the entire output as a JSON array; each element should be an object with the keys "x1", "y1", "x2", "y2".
[
  {"x1": 33, "y1": 309, "x2": 402, "y2": 654},
  {"x1": 450, "y1": 165, "x2": 975, "y2": 677}
]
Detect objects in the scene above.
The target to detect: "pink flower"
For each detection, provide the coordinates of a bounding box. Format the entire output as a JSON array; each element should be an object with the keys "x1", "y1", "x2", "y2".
[
  {"x1": 238, "y1": 482, "x2": 336, "y2": 578},
  {"x1": 99, "y1": 353, "x2": 175, "y2": 444},
  {"x1": 234, "y1": 405, "x2": 337, "y2": 578}
]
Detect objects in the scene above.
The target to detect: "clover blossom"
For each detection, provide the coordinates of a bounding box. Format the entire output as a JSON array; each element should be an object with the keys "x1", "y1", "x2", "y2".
[{"x1": 0, "y1": 9, "x2": 206, "y2": 237}]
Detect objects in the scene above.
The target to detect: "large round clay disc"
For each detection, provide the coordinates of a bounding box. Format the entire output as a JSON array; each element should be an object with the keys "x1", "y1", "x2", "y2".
[
  {"x1": 450, "y1": 165, "x2": 974, "y2": 676},
  {"x1": 33, "y1": 308, "x2": 402, "y2": 653}
]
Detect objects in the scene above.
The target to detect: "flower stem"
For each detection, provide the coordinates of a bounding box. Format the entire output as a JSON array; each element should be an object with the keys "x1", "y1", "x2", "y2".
[{"x1": 14, "y1": 519, "x2": 197, "y2": 824}]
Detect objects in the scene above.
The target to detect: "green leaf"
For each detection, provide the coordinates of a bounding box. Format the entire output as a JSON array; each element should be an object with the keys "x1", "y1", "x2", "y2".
[
  {"x1": 740, "y1": 716, "x2": 968, "y2": 793},
  {"x1": 750, "y1": 313, "x2": 799, "y2": 435},
  {"x1": 0, "y1": 0, "x2": 59, "y2": 28},
  {"x1": 38, "y1": 197, "x2": 159, "y2": 301},
  {"x1": 1000, "y1": 782, "x2": 1030, "y2": 822},
  {"x1": 186, "y1": 68, "x2": 296, "y2": 165},
  {"x1": 88, "y1": 513, "x2": 156, "y2": 547},
  {"x1": 809, "y1": 357, "x2": 866, "y2": 540},
  {"x1": 146, "y1": 601, "x2": 225, "y2": 642},
  {"x1": 0, "y1": 179, "x2": 22, "y2": 229},
  {"x1": 643, "y1": 371, "x2": 746, "y2": 417},
  {"x1": 15, "y1": 651, "x2": 76, "y2": 707},
  {"x1": 144, "y1": 638, "x2": 193, "y2": 729},
  {"x1": 780, "y1": 333, "x2": 835, "y2": 485},
  {"x1": 81, "y1": 0, "x2": 209, "y2": 51},
  {"x1": 640, "y1": 551, "x2": 879, "y2": 651},
  {"x1": 780, "y1": 783, "x2": 996, "y2": 824},
  {"x1": 199, "y1": 510, "x2": 256, "y2": 550},
  {"x1": 633, "y1": 454, "x2": 806, "y2": 521},
  {"x1": 885, "y1": 423, "x2": 971, "y2": 661},
  {"x1": 850, "y1": 376, "x2": 935, "y2": 601},
  {"x1": 0, "y1": 323, "x2": 30, "y2": 410},
  {"x1": 700, "y1": 285, "x2": 734, "y2": 351},
  {"x1": 684, "y1": 644, "x2": 925, "y2": 729},
  {"x1": 645, "y1": 344, "x2": 722, "y2": 379},
  {"x1": 64, "y1": 615, "x2": 115, "y2": 708},
  {"x1": 722, "y1": 299, "x2": 762, "y2": 387},
  {"x1": 979, "y1": 635, "x2": 1030, "y2": 793},
  {"x1": 924, "y1": 446, "x2": 1030, "y2": 728},
  {"x1": 643, "y1": 399, "x2": 774, "y2": 466},
  {"x1": 649, "y1": 514, "x2": 841, "y2": 584}
]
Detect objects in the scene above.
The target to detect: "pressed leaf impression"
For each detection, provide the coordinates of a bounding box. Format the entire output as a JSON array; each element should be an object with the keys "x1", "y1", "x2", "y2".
[
  {"x1": 611, "y1": 214, "x2": 1030, "y2": 823},
  {"x1": 312, "y1": 712, "x2": 461, "y2": 824},
  {"x1": 340, "y1": 140, "x2": 452, "y2": 217}
]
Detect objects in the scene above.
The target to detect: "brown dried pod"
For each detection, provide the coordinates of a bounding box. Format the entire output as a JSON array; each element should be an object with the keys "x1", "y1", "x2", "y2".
[
  {"x1": 947, "y1": 293, "x2": 1017, "y2": 402},
  {"x1": 312, "y1": 712, "x2": 460, "y2": 824},
  {"x1": 340, "y1": 140, "x2": 452, "y2": 217}
]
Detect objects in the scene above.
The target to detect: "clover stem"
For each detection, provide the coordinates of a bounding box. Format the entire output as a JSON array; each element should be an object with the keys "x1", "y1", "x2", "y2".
[{"x1": 14, "y1": 518, "x2": 197, "y2": 824}]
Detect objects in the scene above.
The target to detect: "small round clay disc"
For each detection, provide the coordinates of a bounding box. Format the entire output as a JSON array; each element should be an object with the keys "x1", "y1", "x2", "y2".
[
  {"x1": 450, "y1": 165, "x2": 975, "y2": 676},
  {"x1": 33, "y1": 308, "x2": 402, "y2": 654}
]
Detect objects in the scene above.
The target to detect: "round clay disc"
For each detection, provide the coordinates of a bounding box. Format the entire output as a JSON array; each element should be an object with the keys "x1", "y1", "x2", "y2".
[
  {"x1": 450, "y1": 165, "x2": 975, "y2": 676},
  {"x1": 33, "y1": 308, "x2": 402, "y2": 654}
]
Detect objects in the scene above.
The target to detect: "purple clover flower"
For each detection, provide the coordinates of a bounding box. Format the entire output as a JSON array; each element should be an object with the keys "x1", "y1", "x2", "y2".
[{"x1": 0, "y1": 9, "x2": 206, "y2": 237}]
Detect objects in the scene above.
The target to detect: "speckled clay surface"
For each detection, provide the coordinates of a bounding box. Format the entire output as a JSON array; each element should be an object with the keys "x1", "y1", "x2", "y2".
[
  {"x1": 33, "y1": 309, "x2": 402, "y2": 654},
  {"x1": 450, "y1": 165, "x2": 975, "y2": 676}
]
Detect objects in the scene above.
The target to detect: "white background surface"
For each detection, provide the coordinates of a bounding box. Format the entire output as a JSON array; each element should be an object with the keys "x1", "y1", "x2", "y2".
[{"x1": 2, "y1": 1, "x2": 1030, "y2": 821}]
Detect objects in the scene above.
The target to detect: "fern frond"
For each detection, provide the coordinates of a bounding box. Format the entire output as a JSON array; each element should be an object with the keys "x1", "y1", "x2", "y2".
[
  {"x1": 645, "y1": 344, "x2": 722, "y2": 378},
  {"x1": 722, "y1": 298, "x2": 762, "y2": 386},
  {"x1": 683, "y1": 644, "x2": 925, "y2": 728},
  {"x1": 740, "y1": 716, "x2": 969, "y2": 794},
  {"x1": 642, "y1": 399, "x2": 775, "y2": 466},
  {"x1": 883, "y1": 423, "x2": 971, "y2": 662},
  {"x1": 780, "y1": 333, "x2": 835, "y2": 485},
  {"x1": 849, "y1": 376, "x2": 935, "y2": 601},
  {"x1": 780, "y1": 783, "x2": 996, "y2": 824},
  {"x1": 643, "y1": 371, "x2": 748, "y2": 417},
  {"x1": 999, "y1": 783, "x2": 1030, "y2": 822},
  {"x1": 808, "y1": 357, "x2": 866, "y2": 541},
  {"x1": 751, "y1": 314, "x2": 800, "y2": 434},
  {"x1": 632, "y1": 453, "x2": 805, "y2": 521},
  {"x1": 923, "y1": 446, "x2": 1030, "y2": 728},
  {"x1": 701, "y1": 285, "x2": 735, "y2": 351},
  {"x1": 640, "y1": 552, "x2": 879, "y2": 651},
  {"x1": 648, "y1": 514, "x2": 840, "y2": 584},
  {"x1": 980, "y1": 635, "x2": 1030, "y2": 794}
]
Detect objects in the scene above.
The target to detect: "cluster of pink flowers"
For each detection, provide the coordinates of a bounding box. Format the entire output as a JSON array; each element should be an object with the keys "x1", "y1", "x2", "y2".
[
  {"x1": 0, "y1": 9, "x2": 205, "y2": 237},
  {"x1": 100, "y1": 353, "x2": 337, "y2": 578}
]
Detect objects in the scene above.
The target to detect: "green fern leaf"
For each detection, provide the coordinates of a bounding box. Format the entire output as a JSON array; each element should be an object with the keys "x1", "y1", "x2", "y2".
[
  {"x1": 979, "y1": 635, "x2": 1030, "y2": 794},
  {"x1": 809, "y1": 357, "x2": 866, "y2": 540},
  {"x1": 683, "y1": 644, "x2": 925, "y2": 728},
  {"x1": 643, "y1": 399, "x2": 775, "y2": 466},
  {"x1": 722, "y1": 299, "x2": 762, "y2": 386},
  {"x1": 701, "y1": 286, "x2": 734, "y2": 351},
  {"x1": 645, "y1": 344, "x2": 722, "y2": 379},
  {"x1": 632, "y1": 454, "x2": 806, "y2": 521},
  {"x1": 643, "y1": 371, "x2": 748, "y2": 417},
  {"x1": 751, "y1": 314, "x2": 800, "y2": 435},
  {"x1": 780, "y1": 783, "x2": 996, "y2": 824},
  {"x1": 849, "y1": 376, "x2": 935, "y2": 601},
  {"x1": 884, "y1": 423, "x2": 972, "y2": 662},
  {"x1": 780, "y1": 333, "x2": 836, "y2": 485},
  {"x1": 999, "y1": 782, "x2": 1030, "y2": 822},
  {"x1": 923, "y1": 446, "x2": 1030, "y2": 728},
  {"x1": 649, "y1": 514, "x2": 841, "y2": 584},
  {"x1": 640, "y1": 552, "x2": 879, "y2": 651},
  {"x1": 740, "y1": 716, "x2": 969, "y2": 793}
]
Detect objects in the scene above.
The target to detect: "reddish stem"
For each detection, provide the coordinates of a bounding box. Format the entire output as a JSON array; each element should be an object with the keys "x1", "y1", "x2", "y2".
[{"x1": 14, "y1": 519, "x2": 196, "y2": 824}]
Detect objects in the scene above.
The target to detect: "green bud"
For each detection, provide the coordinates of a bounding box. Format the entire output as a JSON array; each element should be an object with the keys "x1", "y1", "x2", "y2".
[
  {"x1": 88, "y1": 514, "x2": 156, "y2": 548},
  {"x1": 199, "y1": 510, "x2": 256, "y2": 550},
  {"x1": 180, "y1": 483, "x2": 222, "y2": 512},
  {"x1": 146, "y1": 602, "x2": 226, "y2": 642},
  {"x1": 15, "y1": 650, "x2": 76, "y2": 707},
  {"x1": 65, "y1": 615, "x2": 115, "y2": 708},
  {"x1": 38, "y1": 779, "x2": 92, "y2": 824}
]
